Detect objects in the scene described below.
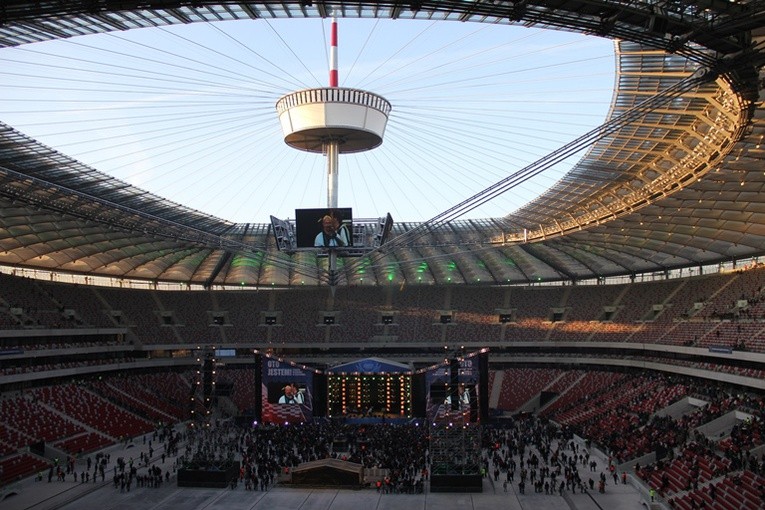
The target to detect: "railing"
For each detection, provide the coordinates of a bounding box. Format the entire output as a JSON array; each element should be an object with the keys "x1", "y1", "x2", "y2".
[{"x1": 276, "y1": 87, "x2": 392, "y2": 116}]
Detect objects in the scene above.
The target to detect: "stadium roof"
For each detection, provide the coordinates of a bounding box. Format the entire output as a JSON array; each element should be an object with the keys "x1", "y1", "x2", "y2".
[{"x1": 0, "y1": 0, "x2": 764, "y2": 287}]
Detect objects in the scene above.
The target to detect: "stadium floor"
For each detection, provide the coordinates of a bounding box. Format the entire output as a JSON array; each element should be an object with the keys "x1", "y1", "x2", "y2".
[
  {"x1": 3, "y1": 478, "x2": 649, "y2": 510},
  {"x1": 1, "y1": 429, "x2": 652, "y2": 510}
]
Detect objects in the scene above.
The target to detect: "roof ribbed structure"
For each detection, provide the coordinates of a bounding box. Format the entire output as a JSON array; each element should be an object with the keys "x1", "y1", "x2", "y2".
[{"x1": 0, "y1": 1, "x2": 764, "y2": 287}]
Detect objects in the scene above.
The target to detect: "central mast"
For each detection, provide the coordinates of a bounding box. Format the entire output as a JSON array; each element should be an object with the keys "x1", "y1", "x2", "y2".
[
  {"x1": 326, "y1": 17, "x2": 340, "y2": 277},
  {"x1": 275, "y1": 17, "x2": 391, "y2": 286}
]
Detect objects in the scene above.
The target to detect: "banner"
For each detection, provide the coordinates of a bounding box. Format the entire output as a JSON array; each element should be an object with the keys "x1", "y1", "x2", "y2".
[{"x1": 261, "y1": 358, "x2": 314, "y2": 424}]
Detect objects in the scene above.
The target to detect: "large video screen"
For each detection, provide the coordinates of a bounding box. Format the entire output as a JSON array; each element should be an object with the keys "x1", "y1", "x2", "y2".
[
  {"x1": 261, "y1": 357, "x2": 314, "y2": 424},
  {"x1": 295, "y1": 207, "x2": 353, "y2": 249},
  {"x1": 425, "y1": 356, "x2": 480, "y2": 424}
]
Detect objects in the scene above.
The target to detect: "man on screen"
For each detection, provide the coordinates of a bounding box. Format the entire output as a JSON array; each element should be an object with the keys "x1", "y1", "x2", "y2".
[
  {"x1": 444, "y1": 384, "x2": 470, "y2": 407},
  {"x1": 458, "y1": 384, "x2": 470, "y2": 405},
  {"x1": 314, "y1": 212, "x2": 350, "y2": 247},
  {"x1": 278, "y1": 383, "x2": 305, "y2": 404}
]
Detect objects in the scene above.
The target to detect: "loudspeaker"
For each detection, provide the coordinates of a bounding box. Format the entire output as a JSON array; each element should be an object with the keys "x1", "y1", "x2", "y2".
[
  {"x1": 478, "y1": 351, "x2": 489, "y2": 422},
  {"x1": 253, "y1": 353, "x2": 262, "y2": 422},
  {"x1": 202, "y1": 356, "x2": 213, "y2": 401},
  {"x1": 412, "y1": 372, "x2": 427, "y2": 417},
  {"x1": 450, "y1": 358, "x2": 460, "y2": 411},
  {"x1": 313, "y1": 373, "x2": 327, "y2": 418}
]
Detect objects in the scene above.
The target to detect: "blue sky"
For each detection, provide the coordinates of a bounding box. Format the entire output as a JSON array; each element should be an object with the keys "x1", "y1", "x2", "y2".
[{"x1": 0, "y1": 18, "x2": 615, "y2": 224}]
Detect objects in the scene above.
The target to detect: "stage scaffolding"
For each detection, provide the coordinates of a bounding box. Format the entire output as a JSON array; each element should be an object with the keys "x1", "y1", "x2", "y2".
[{"x1": 429, "y1": 423, "x2": 482, "y2": 476}]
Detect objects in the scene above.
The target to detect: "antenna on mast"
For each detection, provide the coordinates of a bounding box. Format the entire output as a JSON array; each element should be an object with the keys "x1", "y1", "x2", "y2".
[{"x1": 329, "y1": 16, "x2": 338, "y2": 87}]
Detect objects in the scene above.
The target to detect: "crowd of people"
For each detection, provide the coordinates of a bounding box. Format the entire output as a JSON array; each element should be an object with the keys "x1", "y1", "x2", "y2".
[
  {"x1": 107, "y1": 425, "x2": 178, "y2": 493},
  {"x1": 167, "y1": 414, "x2": 629, "y2": 500},
  {"x1": 481, "y1": 417, "x2": 625, "y2": 498},
  {"x1": 173, "y1": 419, "x2": 431, "y2": 492}
]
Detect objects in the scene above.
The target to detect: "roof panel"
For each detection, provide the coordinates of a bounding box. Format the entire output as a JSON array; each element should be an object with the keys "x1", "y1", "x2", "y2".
[{"x1": 0, "y1": 2, "x2": 762, "y2": 286}]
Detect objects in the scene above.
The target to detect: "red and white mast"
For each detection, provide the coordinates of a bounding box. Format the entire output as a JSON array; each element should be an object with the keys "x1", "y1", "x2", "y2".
[
  {"x1": 326, "y1": 16, "x2": 340, "y2": 276},
  {"x1": 327, "y1": 16, "x2": 339, "y2": 213},
  {"x1": 329, "y1": 16, "x2": 339, "y2": 87}
]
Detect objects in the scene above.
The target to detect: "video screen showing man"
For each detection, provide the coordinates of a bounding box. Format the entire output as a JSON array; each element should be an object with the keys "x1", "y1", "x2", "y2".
[
  {"x1": 314, "y1": 211, "x2": 351, "y2": 248},
  {"x1": 444, "y1": 383, "x2": 470, "y2": 407},
  {"x1": 294, "y1": 207, "x2": 353, "y2": 249},
  {"x1": 277, "y1": 382, "x2": 305, "y2": 404}
]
